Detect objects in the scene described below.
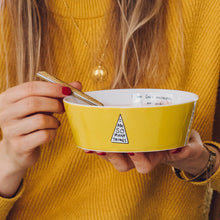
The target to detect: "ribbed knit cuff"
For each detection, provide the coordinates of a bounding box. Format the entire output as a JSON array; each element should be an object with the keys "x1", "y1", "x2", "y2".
[
  {"x1": 0, "y1": 181, "x2": 25, "y2": 219},
  {"x1": 190, "y1": 141, "x2": 220, "y2": 191}
]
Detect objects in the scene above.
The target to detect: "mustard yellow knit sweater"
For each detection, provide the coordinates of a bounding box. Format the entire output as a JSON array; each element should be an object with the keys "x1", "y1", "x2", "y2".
[{"x1": 0, "y1": 0, "x2": 220, "y2": 219}]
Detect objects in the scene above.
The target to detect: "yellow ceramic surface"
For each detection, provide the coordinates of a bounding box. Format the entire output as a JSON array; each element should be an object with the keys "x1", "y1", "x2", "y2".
[{"x1": 63, "y1": 89, "x2": 198, "y2": 152}]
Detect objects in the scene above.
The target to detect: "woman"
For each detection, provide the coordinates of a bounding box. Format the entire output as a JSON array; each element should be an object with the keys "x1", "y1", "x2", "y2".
[{"x1": 0, "y1": 0, "x2": 219, "y2": 219}]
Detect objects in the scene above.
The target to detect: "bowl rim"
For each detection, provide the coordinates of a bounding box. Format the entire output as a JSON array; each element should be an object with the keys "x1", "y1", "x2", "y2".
[{"x1": 63, "y1": 88, "x2": 199, "y2": 108}]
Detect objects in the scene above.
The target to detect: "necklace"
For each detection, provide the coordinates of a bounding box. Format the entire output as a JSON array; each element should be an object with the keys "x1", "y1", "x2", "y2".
[{"x1": 62, "y1": 0, "x2": 108, "y2": 82}]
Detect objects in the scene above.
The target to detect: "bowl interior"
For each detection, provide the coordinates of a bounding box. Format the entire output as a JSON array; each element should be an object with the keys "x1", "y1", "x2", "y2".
[{"x1": 64, "y1": 89, "x2": 198, "y2": 108}]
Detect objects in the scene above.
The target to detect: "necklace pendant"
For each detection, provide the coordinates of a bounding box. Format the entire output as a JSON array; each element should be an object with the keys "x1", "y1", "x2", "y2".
[{"x1": 92, "y1": 65, "x2": 108, "y2": 82}]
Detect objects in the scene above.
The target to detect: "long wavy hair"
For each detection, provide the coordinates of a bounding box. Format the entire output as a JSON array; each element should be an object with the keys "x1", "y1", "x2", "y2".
[{"x1": 0, "y1": 0, "x2": 175, "y2": 88}]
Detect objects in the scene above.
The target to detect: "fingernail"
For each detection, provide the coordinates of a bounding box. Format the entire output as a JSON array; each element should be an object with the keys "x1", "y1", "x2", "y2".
[
  {"x1": 171, "y1": 148, "x2": 182, "y2": 154},
  {"x1": 85, "y1": 151, "x2": 94, "y2": 154},
  {"x1": 96, "y1": 152, "x2": 106, "y2": 156},
  {"x1": 128, "y1": 153, "x2": 135, "y2": 156},
  {"x1": 62, "y1": 87, "x2": 72, "y2": 95}
]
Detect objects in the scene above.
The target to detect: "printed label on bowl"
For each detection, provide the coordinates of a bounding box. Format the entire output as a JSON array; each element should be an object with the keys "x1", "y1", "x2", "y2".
[
  {"x1": 111, "y1": 114, "x2": 129, "y2": 144},
  {"x1": 132, "y1": 93, "x2": 173, "y2": 106}
]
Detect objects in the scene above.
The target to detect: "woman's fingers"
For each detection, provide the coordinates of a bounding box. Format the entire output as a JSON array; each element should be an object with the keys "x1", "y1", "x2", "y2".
[
  {"x1": 0, "y1": 80, "x2": 81, "y2": 187},
  {"x1": 167, "y1": 130, "x2": 203, "y2": 163},
  {"x1": 0, "y1": 81, "x2": 68, "y2": 106},
  {"x1": 94, "y1": 152, "x2": 164, "y2": 173},
  {"x1": 69, "y1": 81, "x2": 82, "y2": 91},
  {"x1": 188, "y1": 129, "x2": 203, "y2": 145},
  {"x1": 0, "y1": 97, "x2": 64, "y2": 124},
  {"x1": 95, "y1": 149, "x2": 195, "y2": 175},
  {"x1": 19, "y1": 129, "x2": 58, "y2": 151},
  {"x1": 96, "y1": 153, "x2": 135, "y2": 172},
  {"x1": 128, "y1": 152, "x2": 164, "y2": 174},
  {"x1": 89, "y1": 129, "x2": 209, "y2": 176},
  {"x1": 165, "y1": 130, "x2": 209, "y2": 175},
  {"x1": 127, "y1": 153, "x2": 152, "y2": 173},
  {"x1": 6, "y1": 129, "x2": 58, "y2": 169},
  {"x1": 3, "y1": 114, "x2": 60, "y2": 138}
]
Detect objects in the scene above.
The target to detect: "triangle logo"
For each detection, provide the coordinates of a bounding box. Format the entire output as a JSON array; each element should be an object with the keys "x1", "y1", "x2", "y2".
[{"x1": 111, "y1": 114, "x2": 129, "y2": 144}]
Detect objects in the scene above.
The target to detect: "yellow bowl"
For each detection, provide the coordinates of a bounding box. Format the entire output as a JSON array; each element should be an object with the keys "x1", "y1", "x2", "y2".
[{"x1": 63, "y1": 89, "x2": 198, "y2": 152}]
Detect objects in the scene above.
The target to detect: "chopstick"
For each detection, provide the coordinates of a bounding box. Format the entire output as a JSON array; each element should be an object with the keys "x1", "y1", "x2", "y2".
[{"x1": 36, "y1": 71, "x2": 104, "y2": 106}]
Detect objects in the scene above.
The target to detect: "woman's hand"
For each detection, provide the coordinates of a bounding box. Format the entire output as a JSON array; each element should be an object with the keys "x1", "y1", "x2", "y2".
[
  {"x1": 0, "y1": 81, "x2": 81, "y2": 197},
  {"x1": 91, "y1": 130, "x2": 220, "y2": 176}
]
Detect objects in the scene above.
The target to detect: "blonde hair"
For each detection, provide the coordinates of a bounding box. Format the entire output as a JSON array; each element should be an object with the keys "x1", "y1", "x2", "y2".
[
  {"x1": 1, "y1": 0, "x2": 173, "y2": 88},
  {"x1": 1, "y1": 0, "x2": 48, "y2": 85},
  {"x1": 110, "y1": 0, "x2": 168, "y2": 88}
]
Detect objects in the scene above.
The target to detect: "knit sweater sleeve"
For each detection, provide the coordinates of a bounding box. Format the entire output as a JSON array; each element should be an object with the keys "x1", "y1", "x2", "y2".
[{"x1": 0, "y1": 185, "x2": 25, "y2": 220}]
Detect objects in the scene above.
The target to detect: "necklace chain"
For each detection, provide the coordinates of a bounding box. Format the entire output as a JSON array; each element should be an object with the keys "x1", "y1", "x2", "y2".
[
  {"x1": 62, "y1": 0, "x2": 108, "y2": 83},
  {"x1": 62, "y1": 0, "x2": 89, "y2": 48}
]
